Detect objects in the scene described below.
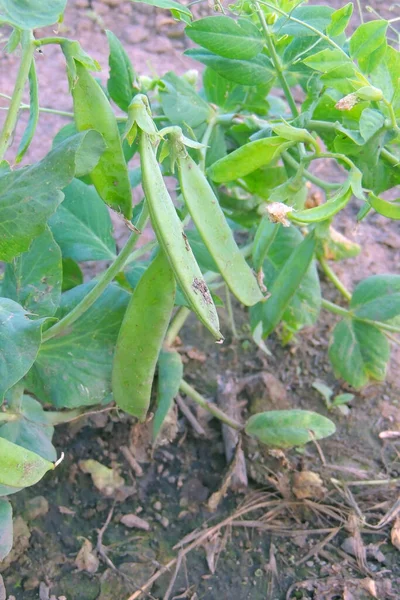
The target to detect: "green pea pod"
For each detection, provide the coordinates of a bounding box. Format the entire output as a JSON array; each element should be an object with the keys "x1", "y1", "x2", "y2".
[
  {"x1": 208, "y1": 137, "x2": 292, "y2": 183},
  {"x1": 258, "y1": 232, "x2": 316, "y2": 336},
  {"x1": 252, "y1": 218, "x2": 279, "y2": 271},
  {"x1": 112, "y1": 250, "x2": 176, "y2": 421},
  {"x1": 72, "y1": 61, "x2": 132, "y2": 219},
  {"x1": 177, "y1": 153, "x2": 263, "y2": 307},
  {"x1": 290, "y1": 187, "x2": 352, "y2": 224},
  {"x1": 0, "y1": 437, "x2": 54, "y2": 488},
  {"x1": 368, "y1": 192, "x2": 400, "y2": 220},
  {"x1": 139, "y1": 133, "x2": 223, "y2": 340}
]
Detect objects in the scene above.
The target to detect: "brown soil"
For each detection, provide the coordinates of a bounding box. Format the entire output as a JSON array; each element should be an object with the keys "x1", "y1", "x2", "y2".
[{"x1": 1, "y1": 1, "x2": 400, "y2": 599}]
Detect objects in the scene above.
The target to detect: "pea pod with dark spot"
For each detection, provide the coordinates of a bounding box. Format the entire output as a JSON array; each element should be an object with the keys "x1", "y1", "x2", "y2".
[
  {"x1": 177, "y1": 150, "x2": 264, "y2": 307},
  {"x1": 139, "y1": 132, "x2": 223, "y2": 341},
  {"x1": 71, "y1": 61, "x2": 132, "y2": 219},
  {"x1": 112, "y1": 250, "x2": 176, "y2": 421}
]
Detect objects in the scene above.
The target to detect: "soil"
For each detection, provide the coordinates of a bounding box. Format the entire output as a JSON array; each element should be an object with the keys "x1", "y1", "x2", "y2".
[{"x1": 1, "y1": 1, "x2": 400, "y2": 599}]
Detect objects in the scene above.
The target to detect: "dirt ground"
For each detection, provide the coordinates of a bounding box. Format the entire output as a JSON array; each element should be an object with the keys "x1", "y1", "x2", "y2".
[{"x1": 1, "y1": 1, "x2": 400, "y2": 599}]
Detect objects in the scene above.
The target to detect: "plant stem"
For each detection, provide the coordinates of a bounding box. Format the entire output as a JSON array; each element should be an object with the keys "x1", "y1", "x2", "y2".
[
  {"x1": 34, "y1": 36, "x2": 67, "y2": 47},
  {"x1": 165, "y1": 307, "x2": 191, "y2": 347},
  {"x1": 42, "y1": 204, "x2": 149, "y2": 342},
  {"x1": 180, "y1": 379, "x2": 243, "y2": 430},
  {"x1": 319, "y1": 258, "x2": 352, "y2": 301},
  {"x1": 282, "y1": 152, "x2": 341, "y2": 191},
  {"x1": 254, "y1": 1, "x2": 299, "y2": 118},
  {"x1": 225, "y1": 285, "x2": 239, "y2": 339},
  {"x1": 381, "y1": 147, "x2": 400, "y2": 167},
  {"x1": 321, "y1": 298, "x2": 350, "y2": 318},
  {"x1": 0, "y1": 31, "x2": 35, "y2": 159},
  {"x1": 0, "y1": 412, "x2": 19, "y2": 422},
  {"x1": 382, "y1": 98, "x2": 400, "y2": 135},
  {"x1": 200, "y1": 116, "x2": 217, "y2": 171}
]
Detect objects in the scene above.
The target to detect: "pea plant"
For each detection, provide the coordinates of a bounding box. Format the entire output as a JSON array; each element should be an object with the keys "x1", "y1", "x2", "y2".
[{"x1": 1, "y1": 0, "x2": 400, "y2": 560}]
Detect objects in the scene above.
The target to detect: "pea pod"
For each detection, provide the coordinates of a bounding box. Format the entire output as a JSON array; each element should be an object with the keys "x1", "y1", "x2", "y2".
[
  {"x1": 0, "y1": 437, "x2": 54, "y2": 488},
  {"x1": 208, "y1": 136, "x2": 292, "y2": 183},
  {"x1": 368, "y1": 192, "x2": 400, "y2": 220},
  {"x1": 72, "y1": 61, "x2": 132, "y2": 219},
  {"x1": 177, "y1": 152, "x2": 263, "y2": 307},
  {"x1": 139, "y1": 132, "x2": 223, "y2": 340},
  {"x1": 290, "y1": 187, "x2": 352, "y2": 224},
  {"x1": 112, "y1": 250, "x2": 176, "y2": 421}
]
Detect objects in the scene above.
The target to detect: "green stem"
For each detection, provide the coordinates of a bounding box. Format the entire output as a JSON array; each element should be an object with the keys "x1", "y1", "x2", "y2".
[
  {"x1": 42, "y1": 204, "x2": 149, "y2": 342},
  {"x1": 319, "y1": 258, "x2": 352, "y2": 301},
  {"x1": 225, "y1": 285, "x2": 239, "y2": 339},
  {"x1": 165, "y1": 307, "x2": 191, "y2": 347},
  {"x1": 0, "y1": 412, "x2": 19, "y2": 422},
  {"x1": 180, "y1": 379, "x2": 243, "y2": 430},
  {"x1": 254, "y1": 1, "x2": 299, "y2": 117},
  {"x1": 282, "y1": 152, "x2": 341, "y2": 191},
  {"x1": 0, "y1": 31, "x2": 35, "y2": 159},
  {"x1": 34, "y1": 36, "x2": 67, "y2": 47},
  {"x1": 200, "y1": 115, "x2": 217, "y2": 171},
  {"x1": 381, "y1": 147, "x2": 400, "y2": 167},
  {"x1": 321, "y1": 298, "x2": 350, "y2": 318},
  {"x1": 382, "y1": 99, "x2": 400, "y2": 135}
]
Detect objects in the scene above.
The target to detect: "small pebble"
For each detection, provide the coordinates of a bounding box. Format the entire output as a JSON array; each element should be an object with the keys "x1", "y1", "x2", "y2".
[{"x1": 153, "y1": 501, "x2": 162, "y2": 511}]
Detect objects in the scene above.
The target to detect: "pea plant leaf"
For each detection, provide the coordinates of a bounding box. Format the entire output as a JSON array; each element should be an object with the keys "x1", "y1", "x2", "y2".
[
  {"x1": 0, "y1": 0, "x2": 67, "y2": 28},
  {"x1": 106, "y1": 30, "x2": 138, "y2": 112},
  {"x1": 26, "y1": 283, "x2": 129, "y2": 408},
  {"x1": 0, "y1": 299, "x2": 47, "y2": 400},
  {"x1": 2, "y1": 227, "x2": 62, "y2": 318},
  {"x1": 0, "y1": 395, "x2": 56, "y2": 461},
  {"x1": 62, "y1": 258, "x2": 84, "y2": 292},
  {"x1": 0, "y1": 131, "x2": 105, "y2": 262},
  {"x1": 245, "y1": 409, "x2": 336, "y2": 449},
  {"x1": 326, "y1": 3, "x2": 353, "y2": 36},
  {"x1": 0, "y1": 437, "x2": 54, "y2": 488},
  {"x1": 273, "y1": 5, "x2": 334, "y2": 37},
  {"x1": 350, "y1": 274, "x2": 400, "y2": 322},
  {"x1": 16, "y1": 59, "x2": 39, "y2": 163},
  {"x1": 0, "y1": 499, "x2": 12, "y2": 561},
  {"x1": 153, "y1": 348, "x2": 183, "y2": 441},
  {"x1": 49, "y1": 179, "x2": 116, "y2": 262},
  {"x1": 159, "y1": 72, "x2": 212, "y2": 131},
  {"x1": 129, "y1": 0, "x2": 192, "y2": 21},
  {"x1": 185, "y1": 48, "x2": 275, "y2": 87},
  {"x1": 251, "y1": 227, "x2": 321, "y2": 337},
  {"x1": 349, "y1": 20, "x2": 388, "y2": 74},
  {"x1": 329, "y1": 319, "x2": 390, "y2": 388},
  {"x1": 186, "y1": 16, "x2": 264, "y2": 60}
]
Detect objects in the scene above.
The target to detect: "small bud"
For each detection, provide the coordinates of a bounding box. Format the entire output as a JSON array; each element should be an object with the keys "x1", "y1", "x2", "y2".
[
  {"x1": 355, "y1": 85, "x2": 383, "y2": 102},
  {"x1": 138, "y1": 75, "x2": 154, "y2": 93},
  {"x1": 182, "y1": 69, "x2": 199, "y2": 87},
  {"x1": 267, "y1": 202, "x2": 293, "y2": 227},
  {"x1": 335, "y1": 93, "x2": 359, "y2": 111}
]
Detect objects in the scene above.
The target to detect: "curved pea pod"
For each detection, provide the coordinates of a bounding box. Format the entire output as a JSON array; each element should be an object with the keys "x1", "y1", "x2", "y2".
[
  {"x1": 112, "y1": 251, "x2": 176, "y2": 421},
  {"x1": 139, "y1": 133, "x2": 223, "y2": 340},
  {"x1": 252, "y1": 217, "x2": 279, "y2": 271},
  {"x1": 177, "y1": 153, "x2": 263, "y2": 307},
  {"x1": 290, "y1": 187, "x2": 352, "y2": 224},
  {"x1": 368, "y1": 192, "x2": 400, "y2": 220},
  {"x1": 0, "y1": 437, "x2": 54, "y2": 488},
  {"x1": 208, "y1": 136, "x2": 292, "y2": 183},
  {"x1": 72, "y1": 61, "x2": 132, "y2": 219}
]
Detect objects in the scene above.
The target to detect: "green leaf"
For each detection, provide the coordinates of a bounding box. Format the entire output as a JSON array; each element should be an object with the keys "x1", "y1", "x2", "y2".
[
  {"x1": 349, "y1": 20, "x2": 388, "y2": 74},
  {"x1": 274, "y1": 6, "x2": 334, "y2": 37},
  {"x1": 332, "y1": 393, "x2": 354, "y2": 407},
  {"x1": 0, "y1": 131, "x2": 105, "y2": 262},
  {"x1": 202, "y1": 67, "x2": 244, "y2": 109},
  {"x1": 0, "y1": 499, "x2": 12, "y2": 561},
  {"x1": 0, "y1": 437, "x2": 54, "y2": 488},
  {"x1": 251, "y1": 228, "x2": 320, "y2": 337},
  {"x1": 329, "y1": 319, "x2": 389, "y2": 388},
  {"x1": 26, "y1": 283, "x2": 129, "y2": 408},
  {"x1": 350, "y1": 274, "x2": 400, "y2": 322},
  {"x1": 370, "y1": 46, "x2": 400, "y2": 114},
  {"x1": 16, "y1": 58, "x2": 39, "y2": 163},
  {"x1": 153, "y1": 349, "x2": 183, "y2": 441},
  {"x1": 4, "y1": 27, "x2": 20, "y2": 53},
  {"x1": 303, "y1": 48, "x2": 353, "y2": 74},
  {"x1": 129, "y1": 0, "x2": 191, "y2": 21},
  {"x1": 159, "y1": 71, "x2": 212, "y2": 130},
  {"x1": 49, "y1": 179, "x2": 116, "y2": 261},
  {"x1": 326, "y1": 3, "x2": 353, "y2": 36},
  {"x1": 106, "y1": 30, "x2": 138, "y2": 112},
  {"x1": 62, "y1": 258, "x2": 83, "y2": 292},
  {"x1": 312, "y1": 381, "x2": 333, "y2": 406},
  {"x1": 317, "y1": 226, "x2": 361, "y2": 261},
  {"x1": 208, "y1": 136, "x2": 292, "y2": 182},
  {"x1": 61, "y1": 40, "x2": 101, "y2": 86},
  {"x1": 2, "y1": 227, "x2": 62, "y2": 318},
  {"x1": 0, "y1": 0, "x2": 67, "y2": 28},
  {"x1": 186, "y1": 16, "x2": 263, "y2": 60},
  {"x1": 0, "y1": 395, "x2": 56, "y2": 461},
  {"x1": 359, "y1": 108, "x2": 385, "y2": 142},
  {"x1": 0, "y1": 299, "x2": 46, "y2": 399},
  {"x1": 245, "y1": 409, "x2": 336, "y2": 449},
  {"x1": 185, "y1": 48, "x2": 275, "y2": 87},
  {"x1": 252, "y1": 218, "x2": 279, "y2": 271},
  {"x1": 186, "y1": 229, "x2": 219, "y2": 273}
]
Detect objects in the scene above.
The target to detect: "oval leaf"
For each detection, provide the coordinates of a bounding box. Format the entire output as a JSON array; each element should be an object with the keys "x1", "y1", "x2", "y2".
[
  {"x1": 0, "y1": 498, "x2": 12, "y2": 560},
  {"x1": 0, "y1": 0, "x2": 67, "y2": 28},
  {"x1": 245, "y1": 409, "x2": 336, "y2": 449},
  {"x1": 0, "y1": 437, "x2": 54, "y2": 488}
]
